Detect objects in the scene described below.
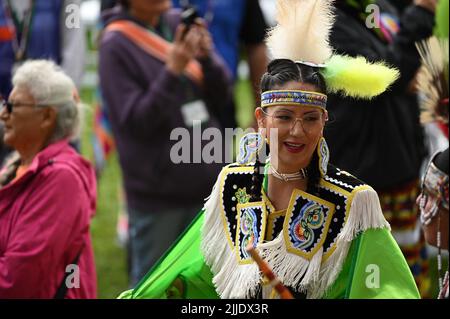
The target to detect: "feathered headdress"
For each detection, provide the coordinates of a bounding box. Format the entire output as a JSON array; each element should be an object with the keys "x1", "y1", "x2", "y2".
[
  {"x1": 265, "y1": 0, "x2": 400, "y2": 100},
  {"x1": 415, "y1": 0, "x2": 449, "y2": 127},
  {"x1": 416, "y1": 37, "x2": 449, "y2": 125}
]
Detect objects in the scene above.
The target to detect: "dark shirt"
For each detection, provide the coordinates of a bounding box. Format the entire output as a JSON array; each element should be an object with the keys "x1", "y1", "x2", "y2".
[{"x1": 325, "y1": 3, "x2": 435, "y2": 190}]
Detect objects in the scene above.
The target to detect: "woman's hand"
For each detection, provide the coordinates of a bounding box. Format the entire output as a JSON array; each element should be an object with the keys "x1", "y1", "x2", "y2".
[
  {"x1": 166, "y1": 19, "x2": 214, "y2": 75},
  {"x1": 166, "y1": 23, "x2": 202, "y2": 75}
]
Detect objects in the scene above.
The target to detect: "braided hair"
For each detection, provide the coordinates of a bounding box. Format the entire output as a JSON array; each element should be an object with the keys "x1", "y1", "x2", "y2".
[
  {"x1": 306, "y1": 152, "x2": 321, "y2": 196},
  {"x1": 260, "y1": 59, "x2": 327, "y2": 93},
  {"x1": 252, "y1": 59, "x2": 327, "y2": 198},
  {"x1": 251, "y1": 151, "x2": 265, "y2": 201}
]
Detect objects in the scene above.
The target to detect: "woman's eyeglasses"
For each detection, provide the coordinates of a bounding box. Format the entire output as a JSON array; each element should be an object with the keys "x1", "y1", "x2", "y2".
[
  {"x1": 261, "y1": 108, "x2": 326, "y2": 134},
  {"x1": 0, "y1": 99, "x2": 43, "y2": 114}
]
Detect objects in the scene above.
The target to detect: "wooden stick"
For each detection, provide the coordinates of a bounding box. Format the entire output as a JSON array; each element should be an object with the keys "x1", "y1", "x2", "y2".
[{"x1": 246, "y1": 243, "x2": 294, "y2": 299}]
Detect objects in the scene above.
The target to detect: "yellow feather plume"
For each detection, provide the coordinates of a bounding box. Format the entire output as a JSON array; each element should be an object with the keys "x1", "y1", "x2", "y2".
[{"x1": 322, "y1": 55, "x2": 400, "y2": 99}]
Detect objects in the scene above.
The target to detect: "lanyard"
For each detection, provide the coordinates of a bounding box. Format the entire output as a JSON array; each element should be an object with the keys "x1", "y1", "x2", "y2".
[{"x1": 2, "y1": 0, "x2": 35, "y2": 62}]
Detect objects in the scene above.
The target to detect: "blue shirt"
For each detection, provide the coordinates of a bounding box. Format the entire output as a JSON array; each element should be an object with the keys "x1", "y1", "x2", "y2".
[
  {"x1": 0, "y1": 0, "x2": 62, "y2": 97},
  {"x1": 172, "y1": 0, "x2": 247, "y2": 80}
]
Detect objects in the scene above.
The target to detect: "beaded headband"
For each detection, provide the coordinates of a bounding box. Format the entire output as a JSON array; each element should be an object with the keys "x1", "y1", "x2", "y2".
[{"x1": 261, "y1": 90, "x2": 327, "y2": 110}]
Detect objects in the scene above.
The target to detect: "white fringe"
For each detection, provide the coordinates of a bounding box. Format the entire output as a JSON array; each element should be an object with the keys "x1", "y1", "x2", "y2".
[
  {"x1": 308, "y1": 239, "x2": 352, "y2": 299},
  {"x1": 338, "y1": 187, "x2": 391, "y2": 242},
  {"x1": 201, "y1": 174, "x2": 390, "y2": 299},
  {"x1": 258, "y1": 235, "x2": 323, "y2": 294},
  {"x1": 200, "y1": 169, "x2": 261, "y2": 298},
  {"x1": 258, "y1": 187, "x2": 390, "y2": 299}
]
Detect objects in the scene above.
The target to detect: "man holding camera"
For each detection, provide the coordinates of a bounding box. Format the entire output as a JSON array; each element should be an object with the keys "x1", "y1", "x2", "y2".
[
  {"x1": 173, "y1": 0, "x2": 269, "y2": 129},
  {"x1": 99, "y1": 0, "x2": 232, "y2": 286}
]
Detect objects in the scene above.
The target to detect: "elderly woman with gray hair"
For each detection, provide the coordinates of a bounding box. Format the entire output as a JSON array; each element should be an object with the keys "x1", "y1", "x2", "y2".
[{"x1": 0, "y1": 60, "x2": 97, "y2": 298}]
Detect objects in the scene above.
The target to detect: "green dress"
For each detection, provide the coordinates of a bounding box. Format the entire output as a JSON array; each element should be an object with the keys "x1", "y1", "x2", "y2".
[{"x1": 119, "y1": 163, "x2": 420, "y2": 299}]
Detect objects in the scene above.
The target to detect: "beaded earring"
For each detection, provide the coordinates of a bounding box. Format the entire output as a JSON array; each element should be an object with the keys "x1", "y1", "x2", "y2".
[
  {"x1": 317, "y1": 137, "x2": 329, "y2": 177},
  {"x1": 237, "y1": 132, "x2": 263, "y2": 165}
]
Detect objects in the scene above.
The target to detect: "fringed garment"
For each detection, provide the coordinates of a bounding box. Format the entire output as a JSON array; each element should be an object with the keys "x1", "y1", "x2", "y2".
[{"x1": 119, "y1": 162, "x2": 420, "y2": 299}]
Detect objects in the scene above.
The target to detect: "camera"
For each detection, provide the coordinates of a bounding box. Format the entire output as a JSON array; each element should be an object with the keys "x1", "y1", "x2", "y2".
[{"x1": 181, "y1": 5, "x2": 199, "y2": 34}]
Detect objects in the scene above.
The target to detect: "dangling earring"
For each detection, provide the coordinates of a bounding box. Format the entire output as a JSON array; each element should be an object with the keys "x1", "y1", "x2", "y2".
[
  {"x1": 317, "y1": 137, "x2": 330, "y2": 177},
  {"x1": 238, "y1": 132, "x2": 263, "y2": 165},
  {"x1": 263, "y1": 128, "x2": 270, "y2": 146}
]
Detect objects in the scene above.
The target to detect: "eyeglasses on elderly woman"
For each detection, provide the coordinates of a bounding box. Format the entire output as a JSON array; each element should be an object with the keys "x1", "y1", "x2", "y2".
[{"x1": 0, "y1": 99, "x2": 48, "y2": 114}]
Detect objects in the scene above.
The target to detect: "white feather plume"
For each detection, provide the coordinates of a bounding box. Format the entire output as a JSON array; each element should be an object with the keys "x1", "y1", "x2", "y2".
[{"x1": 266, "y1": 0, "x2": 335, "y2": 64}]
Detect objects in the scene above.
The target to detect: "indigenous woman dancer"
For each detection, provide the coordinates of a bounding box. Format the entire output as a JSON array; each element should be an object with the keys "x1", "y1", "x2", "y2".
[{"x1": 119, "y1": 0, "x2": 420, "y2": 299}]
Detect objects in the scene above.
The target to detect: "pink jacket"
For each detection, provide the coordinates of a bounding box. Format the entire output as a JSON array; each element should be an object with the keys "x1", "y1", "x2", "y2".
[{"x1": 0, "y1": 140, "x2": 97, "y2": 298}]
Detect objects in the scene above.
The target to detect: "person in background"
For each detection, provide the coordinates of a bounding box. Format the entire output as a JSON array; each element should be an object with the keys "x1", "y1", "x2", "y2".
[
  {"x1": 418, "y1": 149, "x2": 449, "y2": 298},
  {"x1": 0, "y1": 0, "x2": 86, "y2": 166},
  {"x1": 99, "y1": 0, "x2": 232, "y2": 286},
  {"x1": 95, "y1": 1, "x2": 267, "y2": 271},
  {"x1": 324, "y1": 0, "x2": 438, "y2": 297},
  {"x1": 0, "y1": 60, "x2": 96, "y2": 298},
  {"x1": 416, "y1": 0, "x2": 448, "y2": 299},
  {"x1": 173, "y1": 0, "x2": 268, "y2": 129}
]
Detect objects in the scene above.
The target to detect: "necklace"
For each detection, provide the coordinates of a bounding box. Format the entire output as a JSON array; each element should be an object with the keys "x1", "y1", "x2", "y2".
[{"x1": 270, "y1": 166, "x2": 307, "y2": 182}]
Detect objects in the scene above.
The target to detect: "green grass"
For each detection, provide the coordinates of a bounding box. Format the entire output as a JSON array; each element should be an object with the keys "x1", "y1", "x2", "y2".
[
  {"x1": 90, "y1": 152, "x2": 128, "y2": 298},
  {"x1": 80, "y1": 88, "x2": 128, "y2": 299},
  {"x1": 235, "y1": 78, "x2": 255, "y2": 128}
]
